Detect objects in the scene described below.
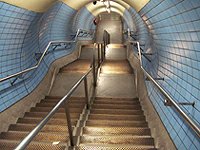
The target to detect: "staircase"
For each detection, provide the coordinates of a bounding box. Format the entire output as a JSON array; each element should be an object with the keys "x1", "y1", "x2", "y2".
[
  {"x1": 76, "y1": 97, "x2": 156, "y2": 150},
  {"x1": 0, "y1": 96, "x2": 86, "y2": 149},
  {"x1": 0, "y1": 43, "x2": 156, "y2": 149},
  {"x1": 75, "y1": 44, "x2": 156, "y2": 149}
]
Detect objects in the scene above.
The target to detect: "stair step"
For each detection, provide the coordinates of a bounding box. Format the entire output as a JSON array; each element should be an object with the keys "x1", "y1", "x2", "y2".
[
  {"x1": 41, "y1": 99, "x2": 86, "y2": 104},
  {"x1": 94, "y1": 100, "x2": 140, "y2": 105},
  {"x1": 0, "y1": 131, "x2": 69, "y2": 143},
  {"x1": 0, "y1": 139, "x2": 66, "y2": 150},
  {"x1": 9, "y1": 124, "x2": 71, "y2": 132},
  {"x1": 45, "y1": 96, "x2": 85, "y2": 100},
  {"x1": 60, "y1": 59, "x2": 91, "y2": 73},
  {"x1": 90, "y1": 108, "x2": 143, "y2": 115},
  {"x1": 24, "y1": 112, "x2": 80, "y2": 119},
  {"x1": 30, "y1": 107, "x2": 83, "y2": 113},
  {"x1": 83, "y1": 127, "x2": 151, "y2": 135},
  {"x1": 86, "y1": 120, "x2": 148, "y2": 127},
  {"x1": 80, "y1": 135, "x2": 154, "y2": 145},
  {"x1": 36, "y1": 102, "x2": 85, "y2": 108},
  {"x1": 17, "y1": 117, "x2": 77, "y2": 126},
  {"x1": 89, "y1": 114, "x2": 146, "y2": 121},
  {"x1": 92, "y1": 104, "x2": 141, "y2": 110},
  {"x1": 75, "y1": 145, "x2": 156, "y2": 150}
]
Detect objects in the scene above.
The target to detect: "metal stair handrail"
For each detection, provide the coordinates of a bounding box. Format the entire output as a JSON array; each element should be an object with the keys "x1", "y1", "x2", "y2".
[
  {"x1": 14, "y1": 41, "x2": 106, "y2": 149},
  {"x1": 0, "y1": 29, "x2": 94, "y2": 83},
  {"x1": 130, "y1": 40, "x2": 200, "y2": 138}
]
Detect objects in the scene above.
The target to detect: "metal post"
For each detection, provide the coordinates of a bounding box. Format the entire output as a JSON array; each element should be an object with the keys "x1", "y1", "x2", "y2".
[
  {"x1": 100, "y1": 44, "x2": 103, "y2": 62},
  {"x1": 93, "y1": 44, "x2": 96, "y2": 87},
  {"x1": 135, "y1": 69, "x2": 138, "y2": 93},
  {"x1": 97, "y1": 44, "x2": 100, "y2": 67},
  {"x1": 93, "y1": 57, "x2": 96, "y2": 87},
  {"x1": 64, "y1": 102, "x2": 74, "y2": 146},
  {"x1": 84, "y1": 78, "x2": 90, "y2": 109}
]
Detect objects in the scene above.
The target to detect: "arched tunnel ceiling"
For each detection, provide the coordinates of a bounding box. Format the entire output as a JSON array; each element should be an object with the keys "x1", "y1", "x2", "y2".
[
  {"x1": 86, "y1": 1, "x2": 125, "y2": 16},
  {"x1": 1, "y1": 0, "x2": 150, "y2": 12}
]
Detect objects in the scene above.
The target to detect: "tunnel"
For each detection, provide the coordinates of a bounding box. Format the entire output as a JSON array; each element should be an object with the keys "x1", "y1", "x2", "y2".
[{"x1": 0, "y1": 0, "x2": 200, "y2": 149}]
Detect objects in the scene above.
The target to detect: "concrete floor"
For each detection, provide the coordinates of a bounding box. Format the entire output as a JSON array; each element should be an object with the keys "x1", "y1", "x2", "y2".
[{"x1": 96, "y1": 74, "x2": 137, "y2": 98}]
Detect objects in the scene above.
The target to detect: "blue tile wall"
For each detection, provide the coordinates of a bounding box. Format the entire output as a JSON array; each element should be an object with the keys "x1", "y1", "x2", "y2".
[
  {"x1": 72, "y1": 6, "x2": 96, "y2": 40},
  {"x1": 0, "y1": 2, "x2": 40, "y2": 111},
  {"x1": 137, "y1": 0, "x2": 200, "y2": 149},
  {"x1": 0, "y1": 2, "x2": 94, "y2": 112},
  {"x1": 123, "y1": 9, "x2": 136, "y2": 32}
]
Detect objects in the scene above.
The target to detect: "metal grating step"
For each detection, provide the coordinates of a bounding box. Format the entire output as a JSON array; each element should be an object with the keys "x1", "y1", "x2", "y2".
[
  {"x1": 17, "y1": 117, "x2": 77, "y2": 126},
  {"x1": 36, "y1": 102, "x2": 85, "y2": 108},
  {"x1": 24, "y1": 112, "x2": 80, "y2": 119},
  {"x1": 85, "y1": 120, "x2": 148, "y2": 127},
  {"x1": 44, "y1": 96, "x2": 86, "y2": 101},
  {"x1": 93, "y1": 99, "x2": 140, "y2": 105},
  {"x1": 88, "y1": 114, "x2": 146, "y2": 121},
  {"x1": 75, "y1": 145, "x2": 156, "y2": 150},
  {"x1": 90, "y1": 108, "x2": 143, "y2": 115},
  {"x1": 80, "y1": 135, "x2": 154, "y2": 145},
  {"x1": 30, "y1": 107, "x2": 83, "y2": 113},
  {"x1": 8, "y1": 123, "x2": 72, "y2": 133},
  {"x1": 0, "y1": 139, "x2": 67, "y2": 150},
  {"x1": 91, "y1": 103, "x2": 141, "y2": 110},
  {"x1": 41, "y1": 98, "x2": 86, "y2": 104},
  {"x1": 83, "y1": 127, "x2": 151, "y2": 136},
  {"x1": 0, "y1": 131, "x2": 69, "y2": 143}
]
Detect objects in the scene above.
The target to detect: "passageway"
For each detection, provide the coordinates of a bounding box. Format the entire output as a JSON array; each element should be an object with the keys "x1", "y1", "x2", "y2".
[{"x1": 0, "y1": 1, "x2": 200, "y2": 150}]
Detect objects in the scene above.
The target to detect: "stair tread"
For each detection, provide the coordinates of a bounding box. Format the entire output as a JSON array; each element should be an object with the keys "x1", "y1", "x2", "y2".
[
  {"x1": 9, "y1": 123, "x2": 72, "y2": 132},
  {"x1": 0, "y1": 131, "x2": 69, "y2": 142},
  {"x1": 83, "y1": 127, "x2": 151, "y2": 135},
  {"x1": 45, "y1": 96, "x2": 85, "y2": 100},
  {"x1": 17, "y1": 117, "x2": 77, "y2": 125},
  {"x1": 92, "y1": 104, "x2": 141, "y2": 109},
  {"x1": 80, "y1": 135, "x2": 154, "y2": 145},
  {"x1": 30, "y1": 107, "x2": 83, "y2": 113},
  {"x1": 90, "y1": 108, "x2": 143, "y2": 115},
  {"x1": 86, "y1": 120, "x2": 148, "y2": 127},
  {"x1": 76, "y1": 145, "x2": 156, "y2": 150},
  {"x1": 36, "y1": 103, "x2": 85, "y2": 108},
  {"x1": 24, "y1": 112, "x2": 80, "y2": 119},
  {"x1": 60, "y1": 59, "x2": 91, "y2": 73},
  {"x1": 88, "y1": 114, "x2": 145, "y2": 121},
  {"x1": 0, "y1": 139, "x2": 67, "y2": 150}
]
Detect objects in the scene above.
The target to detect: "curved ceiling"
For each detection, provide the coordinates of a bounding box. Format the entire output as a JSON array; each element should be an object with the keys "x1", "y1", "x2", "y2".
[
  {"x1": 1, "y1": 0, "x2": 150, "y2": 12},
  {"x1": 86, "y1": 1, "x2": 125, "y2": 16}
]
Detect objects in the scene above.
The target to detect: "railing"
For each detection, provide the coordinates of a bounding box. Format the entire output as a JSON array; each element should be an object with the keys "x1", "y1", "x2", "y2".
[
  {"x1": 14, "y1": 38, "x2": 108, "y2": 149},
  {"x1": 130, "y1": 41, "x2": 200, "y2": 138},
  {"x1": 124, "y1": 29, "x2": 151, "y2": 62},
  {"x1": 0, "y1": 29, "x2": 94, "y2": 83}
]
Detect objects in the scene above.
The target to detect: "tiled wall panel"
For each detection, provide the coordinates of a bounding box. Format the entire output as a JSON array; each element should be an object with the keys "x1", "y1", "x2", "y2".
[
  {"x1": 0, "y1": 2, "x2": 87, "y2": 112},
  {"x1": 72, "y1": 7, "x2": 96, "y2": 40},
  {"x1": 138, "y1": 0, "x2": 200, "y2": 149}
]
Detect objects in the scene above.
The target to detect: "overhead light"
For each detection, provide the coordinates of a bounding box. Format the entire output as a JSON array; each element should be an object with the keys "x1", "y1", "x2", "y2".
[
  {"x1": 93, "y1": 1, "x2": 97, "y2": 5},
  {"x1": 106, "y1": 7, "x2": 111, "y2": 13}
]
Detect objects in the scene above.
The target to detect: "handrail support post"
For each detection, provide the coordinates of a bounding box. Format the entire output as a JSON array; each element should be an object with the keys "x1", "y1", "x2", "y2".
[
  {"x1": 64, "y1": 102, "x2": 74, "y2": 146},
  {"x1": 84, "y1": 78, "x2": 90, "y2": 109}
]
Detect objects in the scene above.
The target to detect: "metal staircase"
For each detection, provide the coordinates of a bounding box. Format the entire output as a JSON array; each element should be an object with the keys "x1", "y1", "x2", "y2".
[
  {"x1": 76, "y1": 97, "x2": 156, "y2": 150},
  {"x1": 0, "y1": 39, "x2": 157, "y2": 149},
  {"x1": 74, "y1": 43, "x2": 156, "y2": 149},
  {"x1": 0, "y1": 96, "x2": 86, "y2": 149}
]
